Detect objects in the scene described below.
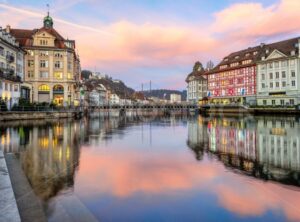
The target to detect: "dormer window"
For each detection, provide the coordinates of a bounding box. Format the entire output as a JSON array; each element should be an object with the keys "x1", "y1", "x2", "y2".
[
  {"x1": 242, "y1": 60, "x2": 252, "y2": 65},
  {"x1": 230, "y1": 62, "x2": 239, "y2": 67},
  {"x1": 235, "y1": 56, "x2": 239, "y2": 59},
  {"x1": 291, "y1": 50, "x2": 296, "y2": 56},
  {"x1": 224, "y1": 58, "x2": 228, "y2": 62},
  {"x1": 220, "y1": 65, "x2": 228, "y2": 69},
  {"x1": 253, "y1": 51, "x2": 258, "y2": 55},
  {"x1": 245, "y1": 53, "x2": 250, "y2": 57}
]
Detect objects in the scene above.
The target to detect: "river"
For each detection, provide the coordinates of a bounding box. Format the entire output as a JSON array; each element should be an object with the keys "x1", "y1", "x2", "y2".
[{"x1": 1, "y1": 115, "x2": 300, "y2": 221}]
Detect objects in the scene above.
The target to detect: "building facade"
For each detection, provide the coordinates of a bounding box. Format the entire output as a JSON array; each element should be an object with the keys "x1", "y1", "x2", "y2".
[
  {"x1": 9, "y1": 13, "x2": 81, "y2": 106},
  {"x1": 257, "y1": 38, "x2": 300, "y2": 106},
  {"x1": 170, "y1": 94, "x2": 181, "y2": 103},
  {"x1": 186, "y1": 62, "x2": 207, "y2": 104},
  {"x1": 0, "y1": 26, "x2": 25, "y2": 110},
  {"x1": 207, "y1": 47, "x2": 261, "y2": 105}
]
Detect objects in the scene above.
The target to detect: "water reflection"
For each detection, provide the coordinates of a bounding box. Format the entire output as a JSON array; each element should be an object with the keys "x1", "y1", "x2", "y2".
[
  {"x1": 0, "y1": 116, "x2": 300, "y2": 221},
  {"x1": 187, "y1": 116, "x2": 300, "y2": 186}
]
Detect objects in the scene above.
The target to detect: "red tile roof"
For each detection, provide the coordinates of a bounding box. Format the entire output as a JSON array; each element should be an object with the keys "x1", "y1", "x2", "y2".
[{"x1": 10, "y1": 27, "x2": 72, "y2": 50}]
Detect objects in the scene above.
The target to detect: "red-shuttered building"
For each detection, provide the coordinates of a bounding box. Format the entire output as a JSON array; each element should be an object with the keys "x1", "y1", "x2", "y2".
[{"x1": 207, "y1": 46, "x2": 264, "y2": 105}]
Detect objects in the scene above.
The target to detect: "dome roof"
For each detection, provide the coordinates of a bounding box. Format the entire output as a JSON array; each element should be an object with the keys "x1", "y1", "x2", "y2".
[{"x1": 43, "y1": 13, "x2": 53, "y2": 28}]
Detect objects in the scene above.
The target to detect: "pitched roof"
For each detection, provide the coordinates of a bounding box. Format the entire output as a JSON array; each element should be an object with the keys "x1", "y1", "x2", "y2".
[
  {"x1": 10, "y1": 27, "x2": 70, "y2": 49},
  {"x1": 208, "y1": 37, "x2": 299, "y2": 74}
]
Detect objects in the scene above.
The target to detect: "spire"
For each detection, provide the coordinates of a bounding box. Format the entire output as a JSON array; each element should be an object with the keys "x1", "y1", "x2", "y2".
[{"x1": 43, "y1": 4, "x2": 53, "y2": 28}]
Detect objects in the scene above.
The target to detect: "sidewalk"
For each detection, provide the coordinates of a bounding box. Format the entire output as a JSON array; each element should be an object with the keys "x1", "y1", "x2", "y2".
[{"x1": 0, "y1": 150, "x2": 21, "y2": 222}]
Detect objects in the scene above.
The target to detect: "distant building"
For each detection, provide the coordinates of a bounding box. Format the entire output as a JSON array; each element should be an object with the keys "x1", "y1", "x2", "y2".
[
  {"x1": 9, "y1": 12, "x2": 81, "y2": 106},
  {"x1": 257, "y1": 38, "x2": 300, "y2": 106},
  {"x1": 109, "y1": 93, "x2": 120, "y2": 105},
  {"x1": 186, "y1": 61, "x2": 207, "y2": 104},
  {"x1": 170, "y1": 94, "x2": 181, "y2": 103},
  {"x1": 0, "y1": 26, "x2": 25, "y2": 110}
]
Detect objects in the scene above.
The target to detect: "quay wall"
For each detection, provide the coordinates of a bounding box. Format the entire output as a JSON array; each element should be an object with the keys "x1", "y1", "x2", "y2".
[{"x1": 0, "y1": 111, "x2": 75, "y2": 121}]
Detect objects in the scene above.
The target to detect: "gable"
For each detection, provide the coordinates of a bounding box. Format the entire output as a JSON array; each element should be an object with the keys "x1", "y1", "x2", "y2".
[
  {"x1": 265, "y1": 49, "x2": 287, "y2": 60},
  {"x1": 33, "y1": 30, "x2": 56, "y2": 47}
]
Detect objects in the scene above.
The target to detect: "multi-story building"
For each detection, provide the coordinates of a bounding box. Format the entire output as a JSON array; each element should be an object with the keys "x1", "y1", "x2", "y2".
[
  {"x1": 207, "y1": 47, "x2": 262, "y2": 105},
  {"x1": 186, "y1": 61, "x2": 207, "y2": 104},
  {"x1": 170, "y1": 94, "x2": 181, "y2": 103},
  {"x1": 0, "y1": 26, "x2": 25, "y2": 110},
  {"x1": 9, "y1": 12, "x2": 81, "y2": 106},
  {"x1": 257, "y1": 38, "x2": 300, "y2": 106}
]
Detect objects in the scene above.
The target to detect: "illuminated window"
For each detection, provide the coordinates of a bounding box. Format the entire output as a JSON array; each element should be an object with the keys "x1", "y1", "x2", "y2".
[
  {"x1": 54, "y1": 72, "x2": 63, "y2": 79},
  {"x1": 38, "y1": 84, "x2": 50, "y2": 91},
  {"x1": 67, "y1": 73, "x2": 73, "y2": 79}
]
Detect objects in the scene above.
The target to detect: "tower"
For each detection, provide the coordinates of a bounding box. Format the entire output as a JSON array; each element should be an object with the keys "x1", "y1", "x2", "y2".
[{"x1": 43, "y1": 4, "x2": 53, "y2": 28}]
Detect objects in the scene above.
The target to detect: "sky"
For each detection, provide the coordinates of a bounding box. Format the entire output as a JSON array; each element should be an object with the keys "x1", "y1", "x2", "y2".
[{"x1": 0, "y1": 0, "x2": 300, "y2": 90}]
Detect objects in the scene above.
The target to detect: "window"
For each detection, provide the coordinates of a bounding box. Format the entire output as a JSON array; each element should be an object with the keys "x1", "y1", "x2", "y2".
[
  {"x1": 54, "y1": 61, "x2": 63, "y2": 69},
  {"x1": 5, "y1": 83, "x2": 8, "y2": 90},
  {"x1": 40, "y1": 39, "x2": 48, "y2": 46},
  {"x1": 269, "y1": 73, "x2": 273, "y2": 79},
  {"x1": 262, "y1": 83, "x2": 265, "y2": 89},
  {"x1": 27, "y1": 71, "x2": 34, "y2": 78},
  {"x1": 272, "y1": 100, "x2": 276, "y2": 105},
  {"x1": 261, "y1": 64, "x2": 266, "y2": 70},
  {"x1": 40, "y1": 60, "x2": 48, "y2": 68},
  {"x1": 270, "y1": 83, "x2": 273, "y2": 88},
  {"x1": 54, "y1": 72, "x2": 63, "y2": 79},
  {"x1": 54, "y1": 52, "x2": 63, "y2": 58},
  {"x1": 276, "y1": 82, "x2": 279, "y2": 87},
  {"x1": 282, "y1": 82, "x2": 286, "y2": 87},
  {"x1": 281, "y1": 61, "x2": 287, "y2": 67},
  {"x1": 269, "y1": 63, "x2": 273, "y2": 68},
  {"x1": 38, "y1": 84, "x2": 50, "y2": 91},
  {"x1": 290, "y1": 99, "x2": 295, "y2": 105},
  {"x1": 291, "y1": 71, "x2": 296, "y2": 78},
  {"x1": 14, "y1": 85, "x2": 18, "y2": 92},
  {"x1": 27, "y1": 50, "x2": 34, "y2": 56},
  {"x1": 261, "y1": 74, "x2": 265, "y2": 80},
  {"x1": 263, "y1": 100, "x2": 267, "y2": 105},
  {"x1": 275, "y1": 62, "x2": 279, "y2": 68},
  {"x1": 0, "y1": 81, "x2": 2, "y2": 89},
  {"x1": 0, "y1": 47, "x2": 4, "y2": 56},
  {"x1": 68, "y1": 61, "x2": 72, "y2": 70},
  {"x1": 28, "y1": 60, "x2": 34, "y2": 68},
  {"x1": 276, "y1": 72, "x2": 279, "y2": 79},
  {"x1": 280, "y1": 100, "x2": 284, "y2": 106},
  {"x1": 67, "y1": 73, "x2": 73, "y2": 79},
  {"x1": 282, "y1": 71, "x2": 286, "y2": 78},
  {"x1": 292, "y1": 80, "x2": 296, "y2": 87},
  {"x1": 40, "y1": 51, "x2": 49, "y2": 56},
  {"x1": 39, "y1": 71, "x2": 49, "y2": 78}
]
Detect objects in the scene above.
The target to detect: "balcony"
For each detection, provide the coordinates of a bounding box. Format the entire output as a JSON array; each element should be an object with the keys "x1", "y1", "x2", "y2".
[
  {"x1": 6, "y1": 55, "x2": 15, "y2": 63},
  {"x1": 0, "y1": 68, "x2": 21, "y2": 82}
]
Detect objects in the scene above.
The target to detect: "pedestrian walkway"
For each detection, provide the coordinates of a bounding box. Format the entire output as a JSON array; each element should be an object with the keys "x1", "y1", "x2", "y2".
[{"x1": 0, "y1": 150, "x2": 21, "y2": 222}]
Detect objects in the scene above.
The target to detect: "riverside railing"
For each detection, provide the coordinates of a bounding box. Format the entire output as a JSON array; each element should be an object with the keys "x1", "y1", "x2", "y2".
[{"x1": 0, "y1": 105, "x2": 83, "y2": 112}]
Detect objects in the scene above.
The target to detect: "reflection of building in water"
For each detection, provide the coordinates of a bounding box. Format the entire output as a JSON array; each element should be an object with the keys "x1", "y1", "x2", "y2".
[
  {"x1": 19, "y1": 121, "x2": 81, "y2": 201},
  {"x1": 187, "y1": 116, "x2": 300, "y2": 186},
  {"x1": 257, "y1": 117, "x2": 300, "y2": 171},
  {"x1": 187, "y1": 116, "x2": 209, "y2": 160},
  {"x1": 207, "y1": 117, "x2": 257, "y2": 161}
]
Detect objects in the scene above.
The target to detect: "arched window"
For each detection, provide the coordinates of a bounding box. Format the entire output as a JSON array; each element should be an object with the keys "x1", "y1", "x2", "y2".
[
  {"x1": 38, "y1": 84, "x2": 50, "y2": 92},
  {"x1": 53, "y1": 85, "x2": 64, "y2": 94}
]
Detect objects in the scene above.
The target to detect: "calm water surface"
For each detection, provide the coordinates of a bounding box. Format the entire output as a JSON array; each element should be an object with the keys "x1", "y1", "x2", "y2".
[{"x1": 1, "y1": 115, "x2": 300, "y2": 222}]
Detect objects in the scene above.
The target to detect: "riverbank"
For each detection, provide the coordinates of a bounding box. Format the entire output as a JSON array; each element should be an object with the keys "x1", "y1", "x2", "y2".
[
  {"x1": 0, "y1": 151, "x2": 21, "y2": 222},
  {"x1": 5, "y1": 153, "x2": 47, "y2": 222}
]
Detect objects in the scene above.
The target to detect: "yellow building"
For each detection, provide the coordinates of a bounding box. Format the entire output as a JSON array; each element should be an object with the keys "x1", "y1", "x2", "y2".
[{"x1": 9, "y1": 12, "x2": 81, "y2": 106}]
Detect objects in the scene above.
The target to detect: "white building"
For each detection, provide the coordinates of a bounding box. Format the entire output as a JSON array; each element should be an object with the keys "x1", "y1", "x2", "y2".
[
  {"x1": 109, "y1": 93, "x2": 120, "y2": 105},
  {"x1": 186, "y1": 61, "x2": 207, "y2": 104},
  {"x1": 170, "y1": 94, "x2": 181, "y2": 103},
  {"x1": 0, "y1": 26, "x2": 25, "y2": 110},
  {"x1": 257, "y1": 38, "x2": 300, "y2": 106}
]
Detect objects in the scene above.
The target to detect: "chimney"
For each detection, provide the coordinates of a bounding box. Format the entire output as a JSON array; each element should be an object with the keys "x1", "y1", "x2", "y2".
[{"x1": 5, "y1": 25, "x2": 10, "y2": 33}]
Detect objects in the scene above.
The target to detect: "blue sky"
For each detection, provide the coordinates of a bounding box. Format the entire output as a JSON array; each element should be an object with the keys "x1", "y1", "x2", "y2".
[{"x1": 0, "y1": 0, "x2": 299, "y2": 90}]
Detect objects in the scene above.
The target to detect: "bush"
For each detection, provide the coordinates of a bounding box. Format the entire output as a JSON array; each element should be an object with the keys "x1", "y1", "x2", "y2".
[{"x1": 0, "y1": 99, "x2": 8, "y2": 111}]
